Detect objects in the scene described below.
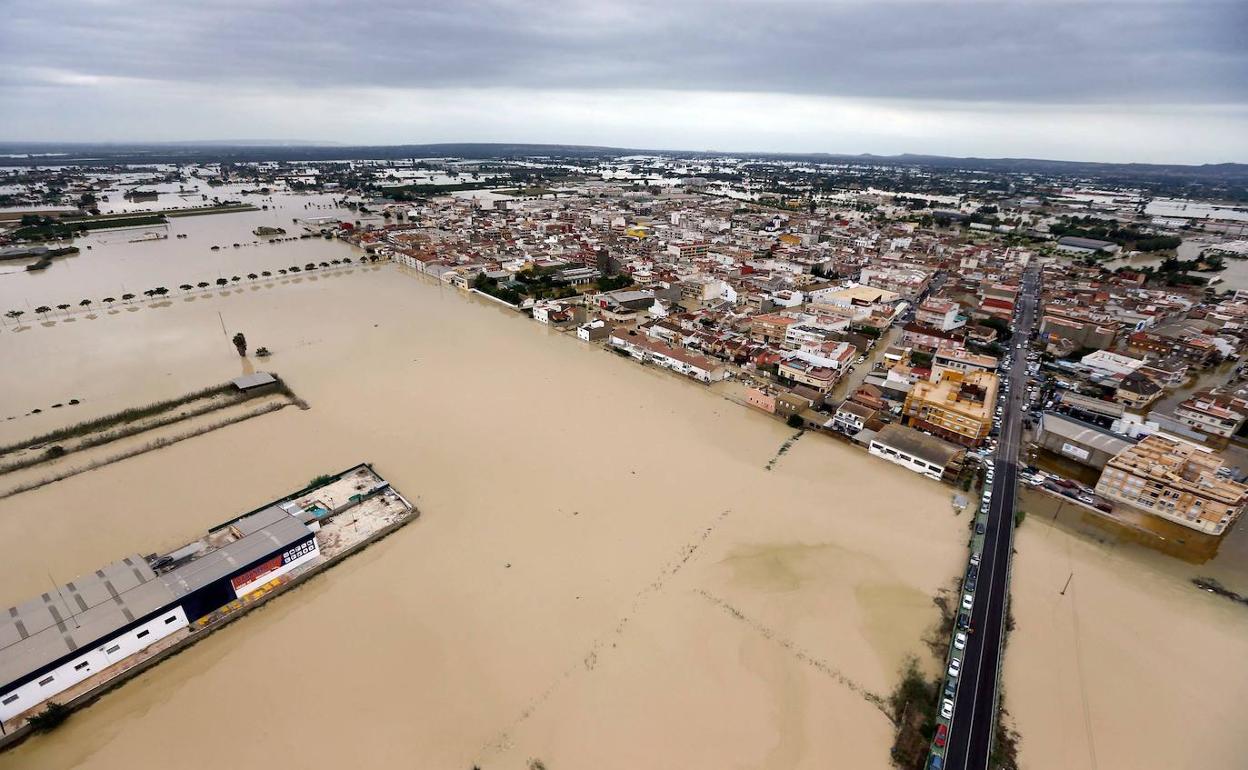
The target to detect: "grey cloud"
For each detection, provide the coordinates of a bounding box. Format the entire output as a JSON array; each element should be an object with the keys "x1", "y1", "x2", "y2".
[{"x1": 2, "y1": 0, "x2": 1245, "y2": 104}]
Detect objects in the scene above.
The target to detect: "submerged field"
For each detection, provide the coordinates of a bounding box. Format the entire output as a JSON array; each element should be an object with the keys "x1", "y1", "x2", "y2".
[{"x1": 0, "y1": 264, "x2": 966, "y2": 769}]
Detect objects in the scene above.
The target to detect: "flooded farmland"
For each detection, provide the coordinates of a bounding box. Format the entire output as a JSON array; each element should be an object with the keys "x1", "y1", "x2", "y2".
[{"x1": 0, "y1": 249, "x2": 966, "y2": 768}]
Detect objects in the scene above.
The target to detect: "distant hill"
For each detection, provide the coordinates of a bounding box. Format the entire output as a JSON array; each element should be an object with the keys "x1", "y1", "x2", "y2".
[{"x1": 1, "y1": 141, "x2": 1244, "y2": 186}]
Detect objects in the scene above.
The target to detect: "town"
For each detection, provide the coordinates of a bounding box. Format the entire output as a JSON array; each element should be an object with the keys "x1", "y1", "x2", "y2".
[{"x1": 3, "y1": 148, "x2": 1248, "y2": 770}]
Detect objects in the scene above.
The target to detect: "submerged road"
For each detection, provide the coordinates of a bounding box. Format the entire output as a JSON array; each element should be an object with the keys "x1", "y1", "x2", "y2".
[{"x1": 942, "y1": 263, "x2": 1040, "y2": 770}]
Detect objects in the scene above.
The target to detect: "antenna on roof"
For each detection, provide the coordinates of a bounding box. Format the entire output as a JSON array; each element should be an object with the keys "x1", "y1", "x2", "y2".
[{"x1": 49, "y1": 572, "x2": 81, "y2": 629}]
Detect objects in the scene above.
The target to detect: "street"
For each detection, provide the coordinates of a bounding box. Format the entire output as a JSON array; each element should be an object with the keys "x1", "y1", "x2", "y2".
[{"x1": 940, "y1": 262, "x2": 1039, "y2": 770}]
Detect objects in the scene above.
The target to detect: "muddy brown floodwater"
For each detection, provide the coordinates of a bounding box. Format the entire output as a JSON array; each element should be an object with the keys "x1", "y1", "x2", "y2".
[
  {"x1": 1006, "y1": 491, "x2": 1248, "y2": 769},
  {"x1": 0, "y1": 263, "x2": 968, "y2": 769}
]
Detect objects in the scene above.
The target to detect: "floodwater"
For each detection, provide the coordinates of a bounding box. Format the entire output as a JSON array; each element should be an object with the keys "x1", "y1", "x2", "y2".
[
  {"x1": 0, "y1": 258, "x2": 966, "y2": 767},
  {"x1": 0, "y1": 185, "x2": 374, "y2": 313},
  {"x1": 1006, "y1": 505, "x2": 1248, "y2": 769}
]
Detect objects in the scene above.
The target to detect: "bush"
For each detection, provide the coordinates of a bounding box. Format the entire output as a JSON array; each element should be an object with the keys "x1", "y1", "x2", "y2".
[
  {"x1": 29, "y1": 701, "x2": 70, "y2": 732},
  {"x1": 786, "y1": 413, "x2": 805, "y2": 429}
]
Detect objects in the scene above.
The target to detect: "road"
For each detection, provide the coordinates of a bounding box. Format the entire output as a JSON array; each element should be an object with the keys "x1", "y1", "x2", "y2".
[{"x1": 941, "y1": 263, "x2": 1040, "y2": 770}]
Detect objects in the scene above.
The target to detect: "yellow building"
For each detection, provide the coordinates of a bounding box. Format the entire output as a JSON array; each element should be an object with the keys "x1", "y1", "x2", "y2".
[
  {"x1": 1094, "y1": 434, "x2": 1247, "y2": 536},
  {"x1": 902, "y1": 369, "x2": 997, "y2": 446}
]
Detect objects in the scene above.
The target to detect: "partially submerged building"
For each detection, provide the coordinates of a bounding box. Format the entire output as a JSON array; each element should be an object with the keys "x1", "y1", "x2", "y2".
[
  {"x1": 0, "y1": 506, "x2": 319, "y2": 722},
  {"x1": 1095, "y1": 434, "x2": 1248, "y2": 536},
  {"x1": 868, "y1": 423, "x2": 965, "y2": 481}
]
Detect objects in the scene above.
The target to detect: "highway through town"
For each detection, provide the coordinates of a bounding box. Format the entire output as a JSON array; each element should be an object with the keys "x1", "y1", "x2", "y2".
[{"x1": 942, "y1": 263, "x2": 1040, "y2": 770}]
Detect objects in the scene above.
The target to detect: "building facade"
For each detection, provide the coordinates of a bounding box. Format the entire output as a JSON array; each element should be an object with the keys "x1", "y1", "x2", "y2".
[{"x1": 1094, "y1": 434, "x2": 1247, "y2": 536}]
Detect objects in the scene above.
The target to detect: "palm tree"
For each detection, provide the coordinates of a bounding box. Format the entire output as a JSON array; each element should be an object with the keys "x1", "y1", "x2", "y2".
[
  {"x1": 143, "y1": 289, "x2": 155, "y2": 299},
  {"x1": 4, "y1": 309, "x2": 23, "y2": 325},
  {"x1": 121, "y1": 293, "x2": 135, "y2": 303},
  {"x1": 102, "y1": 297, "x2": 116, "y2": 306},
  {"x1": 179, "y1": 284, "x2": 193, "y2": 293},
  {"x1": 318, "y1": 261, "x2": 329, "y2": 268},
  {"x1": 197, "y1": 281, "x2": 209, "y2": 289},
  {"x1": 35, "y1": 305, "x2": 52, "y2": 319},
  {"x1": 289, "y1": 266, "x2": 301, "y2": 273},
  {"x1": 215, "y1": 278, "x2": 228, "y2": 287},
  {"x1": 261, "y1": 270, "x2": 272, "y2": 278},
  {"x1": 155, "y1": 287, "x2": 169, "y2": 297},
  {"x1": 56, "y1": 303, "x2": 71, "y2": 315},
  {"x1": 79, "y1": 299, "x2": 92, "y2": 311},
  {"x1": 278, "y1": 269, "x2": 287, "y2": 275},
  {"x1": 247, "y1": 273, "x2": 258, "y2": 281}
]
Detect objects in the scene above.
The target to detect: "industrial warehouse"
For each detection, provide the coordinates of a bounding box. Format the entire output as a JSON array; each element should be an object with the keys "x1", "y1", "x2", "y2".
[{"x1": 0, "y1": 464, "x2": 415, "y2": 731}]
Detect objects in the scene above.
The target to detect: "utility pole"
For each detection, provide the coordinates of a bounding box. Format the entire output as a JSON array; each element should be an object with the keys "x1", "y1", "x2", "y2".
[{"x1": 1060, "y1": 571, "x2": 1074, "y2": 596}]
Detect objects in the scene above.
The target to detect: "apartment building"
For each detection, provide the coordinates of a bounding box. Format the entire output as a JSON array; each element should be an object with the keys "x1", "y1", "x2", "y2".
[
  {"x1": 915, "y1": 298, "x2": 964, "y2": 331},
  {"x1": 902, "y1": 369, "x2": 998, "y2": 446},
  {"x1": 1094, "y1": 434, "x2": 1247, "y2": 536},
  {"x1": 1174, "y1": 397, "x2": 1246, "y2": 439}
]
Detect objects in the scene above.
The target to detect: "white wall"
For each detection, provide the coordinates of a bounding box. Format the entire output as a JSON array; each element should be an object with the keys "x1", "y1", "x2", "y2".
[
  {"x1": 0, "y1": 605, "x2": 189, "y2": 723},
  {"x1": 868, "y1": 442, "x2": 944, "y2": 481}
]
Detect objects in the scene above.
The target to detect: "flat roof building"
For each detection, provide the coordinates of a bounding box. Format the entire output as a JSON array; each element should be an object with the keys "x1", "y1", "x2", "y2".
[
  {"x1": 1095, "y1": 434, "x2": 1248, "y2": 536},
  {"x1": 868, "y1": 423, "x2": 965, "y2": 481},
  {"x1": 902, "y1": 369, "x2": 998, "y2": 447}
]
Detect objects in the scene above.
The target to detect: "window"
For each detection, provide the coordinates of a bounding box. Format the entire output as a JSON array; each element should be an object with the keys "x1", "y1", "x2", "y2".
[
  {"x1": 106, "y1": 644, "x2": 120, "y2": 654},
  {"x1": 74, "y1": 661, "x2": 90, "y2": 671},
  {"x1": 2, "y1": 695, "x2": 17, "y2": 705},
  {"x1": 39, "y1": 675, "x2": 55, "y2": 686},
  {"x1": 164, "y1": 615, "x2": 177, "y2": 624},
  {"x1": 136, "y1": 630, "x2": 150, "y2": 639}
]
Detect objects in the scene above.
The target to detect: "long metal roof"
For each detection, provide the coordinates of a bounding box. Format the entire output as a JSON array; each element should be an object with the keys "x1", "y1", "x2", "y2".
[{"x1": 1, "y1": 509, "x2": 311, "y2": 692}]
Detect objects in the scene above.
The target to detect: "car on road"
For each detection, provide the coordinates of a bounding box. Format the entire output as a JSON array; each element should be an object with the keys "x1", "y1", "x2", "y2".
[
  {"x1": 948, "y1": 658, "x2": 962, "y2": 678},
  {"x1": 954, "y1": 631, "x2": 967, "y2": 650},
  {"x1": 940, "y1": 700, "x2": 954, "y2": 722},
  {"x1": 1077, "y1": 493, "x2": 1095, "y2": 504},
  {"x1": 962, "y1": 593, "x2": 974, "y2": 610}
]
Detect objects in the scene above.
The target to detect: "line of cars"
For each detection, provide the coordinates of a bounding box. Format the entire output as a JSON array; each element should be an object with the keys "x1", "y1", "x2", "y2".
[{"x1": 930, "y1": 285, "x2": 1034, "y2": 769}]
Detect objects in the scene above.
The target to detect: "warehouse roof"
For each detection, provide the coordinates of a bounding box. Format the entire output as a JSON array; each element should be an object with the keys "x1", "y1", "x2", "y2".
[
  {"x1": 1038, "y1": 412, "x2": 1134, "y2": 456},
  {"x1": 1, "y1": 508, "x2": 312, "y2": 692},
  {"x1": 871, "y1": 424, "x2": 964, "y2": 467}
]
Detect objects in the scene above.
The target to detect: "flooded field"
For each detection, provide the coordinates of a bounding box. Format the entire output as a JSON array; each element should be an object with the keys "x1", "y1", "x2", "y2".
[
  {"x1": 0, "y1": 185, "x2": 373, "y2": 313},
  {"x1": 1006, "y1": 492, "x2": 1248, "y2": 769},
  {"x1": 0, "y1": 261, "x2": 966, "y2": 768}
]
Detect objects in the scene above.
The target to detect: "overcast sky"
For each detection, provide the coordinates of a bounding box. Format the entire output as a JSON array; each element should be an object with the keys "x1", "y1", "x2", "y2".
[{"x1": 2, "y1": 0, "x2": 1245, "y2": 163}]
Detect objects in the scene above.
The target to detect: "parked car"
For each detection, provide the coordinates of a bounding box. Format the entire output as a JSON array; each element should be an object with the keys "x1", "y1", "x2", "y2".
[
  {"x1": 957, "y1": 612, "x2": 970, "y2": 629},
  {"x1": 944, "y1": 678, "x2": 957, "y2": 698},
  {"x1": 976, "y1": 522, "x2": 987, "y2": 535},
  {"x1": 954, "y1": 631, "x2": 968, "y2": 650},
  {"x1": 948, "y1": 658, "x2": 962, "y2": 678},
  {"x1": 962, "y1": 593, "x2": 974, "y2": 610},
  {"x1": 929, "y1": 755, "x2": 944, "y2": 770}
]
